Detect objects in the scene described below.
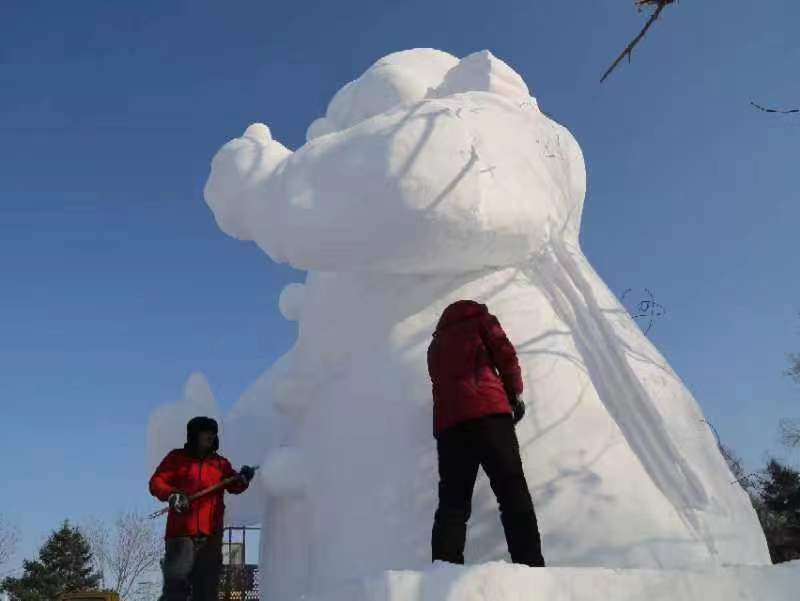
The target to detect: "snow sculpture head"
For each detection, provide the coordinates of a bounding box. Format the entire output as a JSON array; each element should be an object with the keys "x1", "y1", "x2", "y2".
[
  {"x1": 196, "y1": 48, "x2": 770, "y2": 601},
  {"x1": 204, "y1": 49, "x2": 586, "y2": 274}
]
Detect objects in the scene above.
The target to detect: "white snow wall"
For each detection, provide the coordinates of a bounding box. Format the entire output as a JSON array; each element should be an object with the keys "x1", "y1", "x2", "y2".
[
  {"x1": 307, "y1": 562, "x2": 800, "y2": 601},
  {"x1": 198, "y1": 49, "x2": 770, "y2": 600}
]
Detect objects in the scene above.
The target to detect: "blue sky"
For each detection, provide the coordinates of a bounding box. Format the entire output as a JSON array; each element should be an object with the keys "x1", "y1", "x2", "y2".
[{"x1": 1, "y1": 0, "x2": 798, "y2": 572}]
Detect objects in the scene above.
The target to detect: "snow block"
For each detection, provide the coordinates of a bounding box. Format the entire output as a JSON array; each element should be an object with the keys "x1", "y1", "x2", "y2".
[{"x1": 308, "y1": 562, "x2": 800, "y2": 601}]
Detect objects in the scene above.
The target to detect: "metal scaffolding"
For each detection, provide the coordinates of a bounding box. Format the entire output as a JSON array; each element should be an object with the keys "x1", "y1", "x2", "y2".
[{"x1": 219, "y1": 526, "x2": 260, "y2": 601}]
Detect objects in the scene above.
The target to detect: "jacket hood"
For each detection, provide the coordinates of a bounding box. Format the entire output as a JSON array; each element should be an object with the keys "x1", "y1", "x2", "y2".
[{"x1": 434, "y1": 300, "x2": 488, "y2": 333}]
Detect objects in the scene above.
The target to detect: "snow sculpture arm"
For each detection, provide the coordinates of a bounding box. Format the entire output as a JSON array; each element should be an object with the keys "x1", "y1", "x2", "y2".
[{"x1": 480, "y1": 313, "x2": 523, "y2": 397}]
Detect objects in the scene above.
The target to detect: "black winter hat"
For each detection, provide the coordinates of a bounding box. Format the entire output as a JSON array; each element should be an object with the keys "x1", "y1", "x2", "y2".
[{"x1": 186, "y1": 416, "x2": 219, "y2": 451}]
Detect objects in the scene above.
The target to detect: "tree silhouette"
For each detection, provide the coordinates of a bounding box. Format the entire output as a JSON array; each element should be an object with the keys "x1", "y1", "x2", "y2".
[{"x1": 1, "y1": 522, "x2": 100, "y2": 601}]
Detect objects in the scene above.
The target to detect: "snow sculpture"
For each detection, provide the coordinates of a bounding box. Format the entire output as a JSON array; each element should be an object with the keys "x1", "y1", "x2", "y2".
[{"x1": 200, "y1": 49, "x2": 770, "y2": 600}]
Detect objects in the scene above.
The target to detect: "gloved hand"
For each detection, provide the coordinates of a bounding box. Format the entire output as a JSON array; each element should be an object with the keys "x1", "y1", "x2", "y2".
[
  {"x1": 168, "y1": 492, "x2": 190, "y2": 513},
  {"x1": 239, "y1": 465, "x2": 256, "y2": 483},
  {"x1": 511, "y1": 397, "x2": 526, "y2": 425}
]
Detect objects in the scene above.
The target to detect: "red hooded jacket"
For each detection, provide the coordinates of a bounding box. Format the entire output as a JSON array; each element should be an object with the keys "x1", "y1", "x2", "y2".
[
  {"x1": 149, "y1": 448, "x2": 248, "y2": 539},
  {"x1": 427, "y1": 301, "x2": 524, "y2": 435}
]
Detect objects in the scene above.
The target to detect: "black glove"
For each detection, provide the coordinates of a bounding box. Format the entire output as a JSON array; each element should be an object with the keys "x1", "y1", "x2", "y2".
[
  {"x1": 239, "y1": 465, "x2": 256, "y2": 483},
  {"x1": 511, "y1": 398, "x2": 526, "y2": 425},
  {"x1": 168, "y1": 492, "x2": 190, "y2": 513}
]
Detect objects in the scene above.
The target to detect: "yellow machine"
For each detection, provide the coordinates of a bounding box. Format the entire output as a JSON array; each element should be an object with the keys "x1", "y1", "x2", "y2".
[{"x1": 60, "y1": 593, "x2": 120, "y2": 601}]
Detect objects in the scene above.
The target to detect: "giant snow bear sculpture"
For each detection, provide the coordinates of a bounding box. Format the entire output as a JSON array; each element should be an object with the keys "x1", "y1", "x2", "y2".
[{"x1": 203, "y1": 49, "x2": 770, "y2": 601}]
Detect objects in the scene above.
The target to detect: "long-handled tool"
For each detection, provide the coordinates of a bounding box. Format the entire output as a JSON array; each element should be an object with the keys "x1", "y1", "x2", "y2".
[{"x1": 148, "y1": 466, "x2": 259, "y2": 519}]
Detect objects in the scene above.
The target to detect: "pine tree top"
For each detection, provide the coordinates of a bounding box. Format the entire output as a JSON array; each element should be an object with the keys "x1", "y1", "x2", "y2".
[{"x1": 1, "y1": 522, "x2": 101, "y2": 601}]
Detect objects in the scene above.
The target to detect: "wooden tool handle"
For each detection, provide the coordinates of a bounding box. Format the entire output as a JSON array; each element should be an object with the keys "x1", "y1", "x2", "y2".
[{"x1": 147, "y1": 474, "x2": 245, "y2": 519}]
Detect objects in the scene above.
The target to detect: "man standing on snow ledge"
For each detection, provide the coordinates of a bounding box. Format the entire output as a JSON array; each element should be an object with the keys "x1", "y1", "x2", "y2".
[
  {"x1": 427, "y1": 301, "x2": 545, "y2": 567},
  {"x1": 149, "y1": 416, "x2": 256, "y2": 601}
]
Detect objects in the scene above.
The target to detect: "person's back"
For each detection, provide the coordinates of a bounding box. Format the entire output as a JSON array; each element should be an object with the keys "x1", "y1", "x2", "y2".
[
  {"x1": 427, "y1": 300, "x2": 544, "y2": 567},
  {"x1": 428, "y1": 300, "x2": 524, "y2": 435}
]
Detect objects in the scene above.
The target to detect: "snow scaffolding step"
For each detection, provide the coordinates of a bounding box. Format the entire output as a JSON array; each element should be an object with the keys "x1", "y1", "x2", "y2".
[{"x1": 306, "y1": 561, "x2": 800, "y2": 601}]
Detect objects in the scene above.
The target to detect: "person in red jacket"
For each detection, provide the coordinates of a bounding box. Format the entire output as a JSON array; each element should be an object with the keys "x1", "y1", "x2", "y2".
[
  {"x1": 150, "y1": 416, "x2": 255, "y2": 601},
  {"x1": 427, "y1": 300, "x2": 544, "y2": 567}
]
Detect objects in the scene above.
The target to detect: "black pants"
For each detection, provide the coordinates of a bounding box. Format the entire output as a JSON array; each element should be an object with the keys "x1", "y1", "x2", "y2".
[
  {"x1": 159, "y1": 535, "x2": 222, "y2": 601},
  {"x1": 432, "y1": 414, "x2": 545, "y2": 567}
]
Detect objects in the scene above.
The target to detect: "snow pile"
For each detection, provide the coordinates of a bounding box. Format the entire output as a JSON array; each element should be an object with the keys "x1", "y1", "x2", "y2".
[
  {"x1": 308, "y1": 562, "x2": 800, "y2": 601},
  {"x1": 147, "y1": 48, "x2": 779, "y2": 600}
]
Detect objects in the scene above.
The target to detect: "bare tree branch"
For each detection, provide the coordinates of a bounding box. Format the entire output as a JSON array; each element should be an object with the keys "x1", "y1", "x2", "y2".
[
  {"x1": 780, "y1": 327, "x2": 800, "y2": 450},
  {"x1": 751, "y1": 101, "x2": 800, "y2": 114},
  {"x1": 83, "y1": 517, "x2": 111, "y2": 590},
  {"x1": 85, "y1": 513, "x2": 162, "y2": 600},
  {"x1": 0, "y1": 515, "x2": 19, "y2": 569},
  {"x1": 786, "y1": 352, "x2": 800, "y2": 384},
  {"x1": 781, "y1": 418, "x2": 800, "y2": 449},
  {"x1": 601, "y1": 0, "x2": 678, "y2": 83}
]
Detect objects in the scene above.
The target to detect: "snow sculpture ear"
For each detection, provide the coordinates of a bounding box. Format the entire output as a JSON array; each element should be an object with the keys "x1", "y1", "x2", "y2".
[
  {"x1": 306, "y1": 49, "x2": 459, "y2": 138},
  {"x1": 429, "y1": 50, "x2": 533, "y2": 104},
  {"x1": 183, "y1": 371, "x2": 217, "y2": 408},
  {"x1": 146, "y1": 372, "x2": 219, "y2": 471},
  {"x1": 203, "y1": 123, "x2": 292, "y2": 241}
]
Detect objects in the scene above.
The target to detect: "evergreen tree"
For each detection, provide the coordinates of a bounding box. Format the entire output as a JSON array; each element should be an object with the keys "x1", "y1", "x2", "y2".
[
  {"x1": 762, "y1": 460, "x2": 800, "y2": 513},
  {"x1": 1, "y1": 521, "x2": 101, "y2": 601},
  {"x1": 754, "y1": 460, "x2": 800, "y2": 563}
]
